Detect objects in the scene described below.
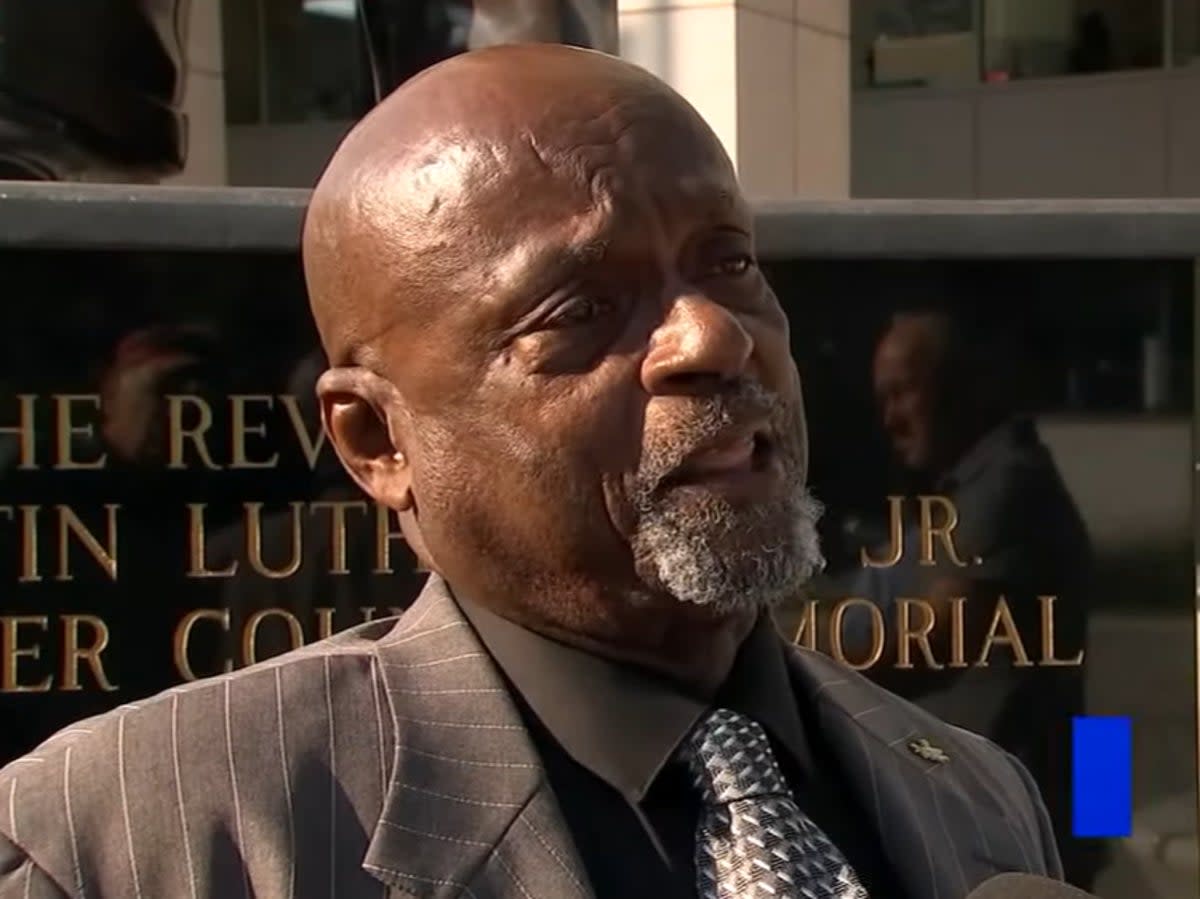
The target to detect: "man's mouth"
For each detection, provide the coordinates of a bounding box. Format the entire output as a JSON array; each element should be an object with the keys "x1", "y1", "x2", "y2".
[{"x1": 659, "y1": 425, "x2": 777, "y2": 492}]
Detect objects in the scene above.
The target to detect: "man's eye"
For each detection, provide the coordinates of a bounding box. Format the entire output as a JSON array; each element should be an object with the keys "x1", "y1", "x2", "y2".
[
  {"x1": 708, "y1": 255, "x2": 754, "y2": 278},
  {"x1": 544, "y1": 296, "x2": 612, "y2": 328}
]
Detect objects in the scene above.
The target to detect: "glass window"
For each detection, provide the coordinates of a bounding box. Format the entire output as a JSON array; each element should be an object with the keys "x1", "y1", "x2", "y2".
[
  {"x1": 854, "y1": 1, "x2": 1172, "y2": 89},
  {"x1": 853, "y1": 0, "x2": 980, "y2": 89},
  {"x1": 222, "y1": 1, "x2": 619, "y2": 127},
  {"x1": 223, "y1": 0, "x2": 376, "y2": 126},
  {"x1": 983, "y1": 1, "x2": 1163, "y2": 81},
  {"x1": 1171, "y1": 0, "x2": 1200, "y2": 65}
]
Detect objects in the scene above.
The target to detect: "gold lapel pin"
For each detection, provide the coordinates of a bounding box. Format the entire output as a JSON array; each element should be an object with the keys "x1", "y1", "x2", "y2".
[{"x1": 908, "y1": 738, "x2": 949, "y2": 764}]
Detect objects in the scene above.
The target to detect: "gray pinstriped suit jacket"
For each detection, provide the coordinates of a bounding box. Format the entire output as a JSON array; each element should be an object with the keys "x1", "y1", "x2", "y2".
[{"x1": 0, "y1": 576, "x2": 1062, "y2": 899}]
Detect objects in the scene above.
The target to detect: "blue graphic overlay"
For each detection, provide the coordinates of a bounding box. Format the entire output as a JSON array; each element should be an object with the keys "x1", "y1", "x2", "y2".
[{"x1": 1072, "y1": 716, "x2": 1132, "y2": 838}]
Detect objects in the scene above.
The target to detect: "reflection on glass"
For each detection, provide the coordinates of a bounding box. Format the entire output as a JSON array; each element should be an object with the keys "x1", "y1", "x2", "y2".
[
  {"x1": 763, "y1": 259, "x2": 1196, "y2": 899},
  {"x1": 854, "y1": 1, "x2": 1179, "y2": 89},
  {"x1": 853, "y1": 0, "x2": 979, "y2": 89},
  {"x1": 222, "y1": 0, "x2": 619, "y2": 126},
  {"x1": 1172, "y1": 0, "x2": 1200, "y2": 65},
  {"x1": 0, "y1": 1, "x2": 189, "y2": 180},
  {"x1": 983, "y1": 0, "x2": 1162, "y2": 81},
  {"x1": 222, "y1": 0, "x2": 375, "y2": 125}
]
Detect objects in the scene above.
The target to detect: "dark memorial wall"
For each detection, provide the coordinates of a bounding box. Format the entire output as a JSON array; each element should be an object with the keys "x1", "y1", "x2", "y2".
[
  {"x1": 0, "y1": 195, "x2": 1196, "y2": 897},
  {"x1": 0, "y1": 247, "x2": 425, "y2": 764}
]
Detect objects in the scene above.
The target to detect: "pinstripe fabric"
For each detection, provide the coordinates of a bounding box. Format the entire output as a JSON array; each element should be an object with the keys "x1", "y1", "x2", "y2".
[
  {"x1": 0, "y1": 576, "x2": 1060, "y2": 899},
  {"x1": 782, "y1": 647, "x2": 1064, "y2": 899}
]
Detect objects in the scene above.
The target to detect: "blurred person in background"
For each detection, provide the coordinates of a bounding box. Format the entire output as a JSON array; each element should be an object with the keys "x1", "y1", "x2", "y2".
[
  {"x1": 817, "y1": 303, "x2": 1101, "y2": 889},
  {"x1": 98, "y1": 324, "x2": 226, "y2": 467}
]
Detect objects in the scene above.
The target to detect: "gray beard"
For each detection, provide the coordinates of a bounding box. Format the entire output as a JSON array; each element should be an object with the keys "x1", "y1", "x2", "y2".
[
  {"x1": 627, "y1": 383, "x2": 826, "y2": 615},
  {"x1": 631, "y1": 473, "x2": 825, "y2": 615}
]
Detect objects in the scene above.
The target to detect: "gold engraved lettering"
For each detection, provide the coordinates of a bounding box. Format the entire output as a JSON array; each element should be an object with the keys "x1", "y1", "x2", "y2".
[
  {"x1": 185, "y1": 503, "x2": 237, "y2": 577},
  {"x1": 374, "y1": 505, "x2": 406, "y2": 574},
  {"x1": 245, "y1": 502, "x2": 303, "y2": 578},
  {"x1": 896, "y1": 599, "x2": 943, "y2": 670},
  {"x1": 316, "y1": 607, "x2": 336, "y2": 640},
  {"x1": 53, "y1": 395, "x2": 106, "y2": 470},
  {"x1": 279, "y1": 395, "x2": 328, "y2": 470},
  {"x1": 1, "y1": 616, "x2": 52, "y2": 692},
  {"x1": 173, "y1": 609, "x2": 231, "y2": 681},
  {"x1": 829, "y1": 599, "x2": 885, "y2": 671},
  {"x1": 229, "y1": 395, "x2": 280, "y2": 470},
  {"x1": 860, "y1": 496, "x2": 904, "y2": 568},
  {"x1": 60, "y1": 615, "x2": 117, "y2": 691},
  {"x1": 948, "y1": 597, "x2": 968, "y2": 668},
  {"x1": 917, "y1": 495, "x2": 967, "y2": 567},
  {"x1": 311, "y1": 501, "x2": 367, "y2": 574},
  {"x1": 1039, "y1": 595, "x2": 1085, "y2": 666},
  {"x1": 976, "y1": 597, "x2": 1032, "y2": 667},
  {"x1": 55, "y1": 504, "x2": 119, "y2": 581},
  {"x1": 790, "y1": 600, "x2": 819, "y2": 650},
  {"x1": 0, "y1": 505, "x2": 41, "y2": 582},
  {"x1": 167, "y1": 395, "x2": 221, "y2": 470},
  {"x1": 0, "y1": 395, "x2": 37, "y2": 470}
]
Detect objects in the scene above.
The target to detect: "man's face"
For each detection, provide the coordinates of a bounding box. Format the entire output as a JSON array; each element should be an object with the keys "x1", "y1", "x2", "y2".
[
  {"x1": 873, "y1": 324, "x2": 939, "y2": 472},
  {"x1": 373, "y1": 91, "x2": 822, "y2": 620}
]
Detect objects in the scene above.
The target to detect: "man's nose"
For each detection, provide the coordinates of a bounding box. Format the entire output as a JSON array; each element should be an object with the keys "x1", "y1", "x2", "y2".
[{"x1": 641, "y1": 293, "x2": 754, "y2": 395}]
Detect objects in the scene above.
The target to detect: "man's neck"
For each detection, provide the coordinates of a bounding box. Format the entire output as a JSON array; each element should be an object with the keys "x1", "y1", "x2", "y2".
[
  {"x1": 455, "y1": 580, "x2": 759, "y2": 698},
  {"x1": 536, "y1": 606, "x2": 759, "y2": 698}
]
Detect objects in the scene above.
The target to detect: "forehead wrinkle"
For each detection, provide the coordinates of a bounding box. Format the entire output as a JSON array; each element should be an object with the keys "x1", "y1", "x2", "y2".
[
  {"x1": 533, "y1": 102, "x2": 741, "y2": 230},
  {"x1": 339, "y1": 137, "x2": 614, "y2": 375}
]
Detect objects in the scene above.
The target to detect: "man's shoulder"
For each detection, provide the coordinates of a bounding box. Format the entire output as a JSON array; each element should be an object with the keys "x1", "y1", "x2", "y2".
[
  {"x1": 785, "y1": 642, "x2": 1030, "y2": 785},
  {"x1": 4, "y1": 615, "x2": 402, "y2": 779},
  {"x1": 0, "y1": 614, "x2": 411, "y2": 890},
  {"x1": 0, "y1": 608, "x2": 431, "y2": 897}
]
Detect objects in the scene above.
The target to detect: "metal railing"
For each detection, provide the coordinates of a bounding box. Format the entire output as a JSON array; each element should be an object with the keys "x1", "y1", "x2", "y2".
[{"x1": 6, "y1": 182, "x2": 1200, "y2": 258}]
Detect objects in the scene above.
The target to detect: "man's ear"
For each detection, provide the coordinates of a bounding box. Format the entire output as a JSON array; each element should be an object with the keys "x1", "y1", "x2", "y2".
[{"x1": 317, "y1": 367, "x2": 413, "y2": 511}]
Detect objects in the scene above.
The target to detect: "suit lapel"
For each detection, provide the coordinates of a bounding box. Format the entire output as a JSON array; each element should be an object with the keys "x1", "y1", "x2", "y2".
[
  {"x1": 785, "y1": 646, "x2": 1044, "y2": 899},
  {"x1": 361, "y1": 581, "x2": 1041, "y2": 899},
  {"x1": 363, "y1": 577, "x2": 593, "y2": 899}
]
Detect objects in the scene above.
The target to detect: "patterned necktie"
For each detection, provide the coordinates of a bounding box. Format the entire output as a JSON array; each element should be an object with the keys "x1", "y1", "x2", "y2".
[{"x1": 679, "y1": 707, "x2": 870, "y2": 899}]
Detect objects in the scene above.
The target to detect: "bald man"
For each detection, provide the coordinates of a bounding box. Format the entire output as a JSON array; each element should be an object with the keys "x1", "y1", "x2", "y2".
[{"x1": 0, "y1": 46, "x2": 1063, "y2": 899}]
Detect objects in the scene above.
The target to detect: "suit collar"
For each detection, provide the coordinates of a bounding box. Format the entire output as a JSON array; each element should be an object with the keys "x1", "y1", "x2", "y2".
[
  {"x1": 363, "y1": 576, "x2": 593, "y2": 899},
  {"x1": 456, "y1": 591, "x2": 705, "y2": 802},
  {"x1": 783, "y1": 643, "x2": 1047, "y2": 899},
  {"x1": 459, "y1": 595, "x2": 814, "y2": 803}
]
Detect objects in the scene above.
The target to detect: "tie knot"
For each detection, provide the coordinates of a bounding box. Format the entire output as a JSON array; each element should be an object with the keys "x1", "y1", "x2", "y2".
[{"x1": 679, "y1": 708, "x2": 789, "y2": 805}]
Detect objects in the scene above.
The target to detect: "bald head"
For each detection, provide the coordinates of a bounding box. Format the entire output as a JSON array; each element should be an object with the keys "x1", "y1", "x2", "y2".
[
  {"x1": 304, "y1": 41, "x2": 815, "y2": 678},
  {"x1": 303, "y1": 44, "x2": 734, "y2": 370}
]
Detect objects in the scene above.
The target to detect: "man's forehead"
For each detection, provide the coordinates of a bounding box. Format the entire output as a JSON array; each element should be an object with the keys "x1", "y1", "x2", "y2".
[
  {"x1": 389, "y1": 96, "x2": 735, "y2": 203},
  {"x1": 367, "y1": 111, "x2": 744, "y2": 274}
]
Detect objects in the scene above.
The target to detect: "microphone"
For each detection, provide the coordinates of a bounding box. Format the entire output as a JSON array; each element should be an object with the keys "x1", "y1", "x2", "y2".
[{"x1": 964, "y1": 873, "x2": 1099, "y2": 898}]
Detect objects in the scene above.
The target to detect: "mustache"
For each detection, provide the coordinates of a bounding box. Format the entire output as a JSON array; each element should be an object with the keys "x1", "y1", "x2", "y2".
[{"x1": 633, "y1": 381, "x2": 786, "y2": 497}]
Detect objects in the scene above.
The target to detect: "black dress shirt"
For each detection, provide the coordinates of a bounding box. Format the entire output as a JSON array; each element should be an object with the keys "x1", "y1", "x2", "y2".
[{"x1": 457, "y1": 595, "x2": 905, "y2": 899}]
